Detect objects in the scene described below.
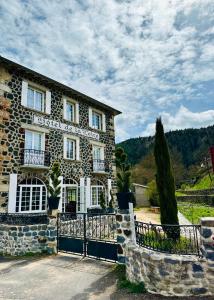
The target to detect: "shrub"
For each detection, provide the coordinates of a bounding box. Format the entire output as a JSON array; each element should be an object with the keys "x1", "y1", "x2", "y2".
[{"x1": 147, "y1": 180, "x2": 159, "y2": 207}]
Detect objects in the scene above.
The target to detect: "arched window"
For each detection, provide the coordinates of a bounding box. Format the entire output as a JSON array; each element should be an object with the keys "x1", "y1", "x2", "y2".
[
  {"x1": 91, "y1": 180, "x2": 106, "y2": 206},
  {"x1": 16, "y1": 178, "x2": 47, "y2": 213}
]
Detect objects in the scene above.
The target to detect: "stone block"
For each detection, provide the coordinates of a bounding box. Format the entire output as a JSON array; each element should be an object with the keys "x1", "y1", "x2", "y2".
[
  {"x1": 201, "y1": 228, "x2": 212, "y2": 238},
  {"x1": 191, "y1": 287, "x2": 207, "y2": 295},
  {"x1": 117, "y1": 235, "x2": 125, "y2": 243},
  {"x1": 192, "y1": 263, "x2": 203, "y2": 272}
]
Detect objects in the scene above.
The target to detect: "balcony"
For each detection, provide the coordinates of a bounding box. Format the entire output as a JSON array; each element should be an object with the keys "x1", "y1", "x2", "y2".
[
  {"x1": 93, "y1": 159, "x2": 106, "y2": 173},
  {"x1": 21, "y1": 149, "x2": 50, "y2": 168}
]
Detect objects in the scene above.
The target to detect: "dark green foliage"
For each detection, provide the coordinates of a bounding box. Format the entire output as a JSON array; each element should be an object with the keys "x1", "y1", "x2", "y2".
[
  {"x1": 117, "y1": 124, "x2": 214, "y2": 168},
  {"x1": 115, "y1": 147, "x2": 131, "y2": 192},
  {"x1": 99, "y1": 191, "x2": 106, "y2": 209},
  {"x1": 154, "y1": 118, "x2": 179, "y2": 238},
  {"x1": 48, "y1": 161, "x2": 61, "y2": 198}
]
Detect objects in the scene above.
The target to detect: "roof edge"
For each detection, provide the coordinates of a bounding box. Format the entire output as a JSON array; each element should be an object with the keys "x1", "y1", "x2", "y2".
[{"x1": 0, "y1": 56, "x2": 121, "y2": 116}]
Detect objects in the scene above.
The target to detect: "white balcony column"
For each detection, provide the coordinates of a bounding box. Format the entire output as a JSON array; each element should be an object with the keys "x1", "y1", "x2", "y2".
[
  {"x1": 79, "y1": 177, "x2": 85, "y2": 213},
  {"x1": 107, "y1": 179, "x2": 112, "y2": 204},
  {"x1": 86, "y1": 177, "x2": 91, "y2": 210},
  {"x1": 58, "y1": 176, "x2": 63, "y2": 212},
  {"x1": 8, "y1": 174, "x2": 17, "y2": 213}
]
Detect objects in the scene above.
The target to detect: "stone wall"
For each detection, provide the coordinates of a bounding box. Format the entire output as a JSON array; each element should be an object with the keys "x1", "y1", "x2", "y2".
[
  {"x1": 176, "y1": 195, "x2": 214, "y2": 205},
  {"x1": 117, "y1": 208, "x2": 214, "y2": 297},
  {"x1": 0, "y1": 218, "x2": 57, "y2": 255},
  {"x1": 126, "y1": 245, "x2": 213, "y2": 297}
]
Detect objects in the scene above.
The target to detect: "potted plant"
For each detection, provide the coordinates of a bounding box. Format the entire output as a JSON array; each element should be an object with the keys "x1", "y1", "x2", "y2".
[
  {"x1": 48, "y1": 161, "x2": 61, "y2": 210},
  {"x1": 115, "y1": 147, "x2": 134, "y2": 209}
]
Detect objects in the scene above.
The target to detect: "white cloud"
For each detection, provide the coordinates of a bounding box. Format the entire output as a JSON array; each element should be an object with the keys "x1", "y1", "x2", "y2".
[
  {"x1": 0, "y1": 0, "x2": 213, "y2": 142},
  {"x1": 144, "y1": 106, "x2": 214, "y2": 136}
]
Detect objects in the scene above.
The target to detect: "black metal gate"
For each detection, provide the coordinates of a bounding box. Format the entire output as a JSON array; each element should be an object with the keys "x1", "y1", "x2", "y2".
[{"x1": 57, "y1": 213, "x2": 118, "y2": 262}]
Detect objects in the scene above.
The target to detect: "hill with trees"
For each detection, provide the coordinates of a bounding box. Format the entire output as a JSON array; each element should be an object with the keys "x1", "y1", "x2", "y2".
[{"x1": 117, "y1": 124, "x2": 214, "y2": 185}]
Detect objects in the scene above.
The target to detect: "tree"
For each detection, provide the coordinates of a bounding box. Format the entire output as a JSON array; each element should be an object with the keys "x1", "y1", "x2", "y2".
[
  {"x1": 48, "y1": 161, "x2": 61, "y2": 198},
  {"x1": 115, "y1": 147, "x2": 131, "y2": 193},
  {"x1": 154, "y1": 118, "x2": 179, "y2": 238},
  {"x1": 99, "y1": 191, "x2": 106, "y2": 210}
]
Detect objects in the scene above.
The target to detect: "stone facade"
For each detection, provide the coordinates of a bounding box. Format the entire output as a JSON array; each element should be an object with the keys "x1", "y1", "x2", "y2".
[
  {"x1": 0, "y1": 57, "x2": 120, "y2": 213},
  {"x1": 0, "y1": 218, "x2": 57, "y2": 255}
]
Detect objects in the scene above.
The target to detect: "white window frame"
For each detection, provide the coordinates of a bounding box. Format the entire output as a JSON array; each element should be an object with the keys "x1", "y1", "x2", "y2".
[
  {"x1": 63, "y1": 97, "x2": 79, "y2": 123},
  {"x1": 17, "y1": 178, "x2": 47, "y2": 213},
  {"x1": 90, "y1": 184, "x2": 105, "y2": 207},
  {"x1": 21, "y1": 80, "x2": 51, "y2": 114},
  {"x1": 89, "y1": 107, "x2": 106, "y2": 132},
  {"x1": 27, "y1": 85, "x2": 45, "y2": 112},
  {"x1": 25, "y1": 130, "x2": 45, "y2": 151},
  {"x1": 63, "y1": 134, "x2": 80, "y2": 161}
]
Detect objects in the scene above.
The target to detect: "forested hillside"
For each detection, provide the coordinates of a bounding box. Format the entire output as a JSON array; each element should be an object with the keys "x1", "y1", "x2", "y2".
[{"x1": 117, "y1": 124, "x2": 214, "y2": 185}]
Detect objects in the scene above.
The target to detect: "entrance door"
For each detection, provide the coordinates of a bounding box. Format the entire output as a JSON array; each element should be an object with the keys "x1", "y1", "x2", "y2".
[{"x1": 65, "y1": 187, "x2": 77, "y2": 213}]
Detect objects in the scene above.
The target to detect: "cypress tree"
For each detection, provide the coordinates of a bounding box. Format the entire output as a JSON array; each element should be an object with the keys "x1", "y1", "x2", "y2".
[{"x1": 154, "y1": 118, "x2": 179, "y2": 238}]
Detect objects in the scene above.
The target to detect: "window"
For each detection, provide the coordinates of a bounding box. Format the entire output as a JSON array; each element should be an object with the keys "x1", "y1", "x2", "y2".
[
  {"x1": 21, "y1": 80, "x2": 51, "y2": 114},
  {"x1": 66, "y1": 101, "x2": 75, "y2": 122},
  {"x1": 24, "y1": 130, "x2": 45, "y2": 165},
  {"x1": 89, "y1": 108, "x2": 106, "y2": 131},
  {"x1": 27, "y1": 86, "x2": 45, "y2": 112},
  {"x1": 92, "y1": 144, "x2": 105, "y2": 172},
  {"x1": 63, "y1": 98, "x2": 79, "y2": 123},
  {"x1": 25, "y1": 130, "x2": 43, "y2": 150},
  {"x1": 64, "y1": 135, "x2": 80, "y2": 160},
  {"x1": 92, "y1": 111, "x2": 102, "y2": 130},
  {"x1": 66, "y1": 138, "x2": 76, "y2": 160},
  {"x1": 16, "y1": 178, "x2": 47, "y2": 213},
  {"x1": 91, "y1": 181, "x2": 105, "y2": 206},
  {"x1": 93, "y1": 146, "x2": 102, "y2": 160}
]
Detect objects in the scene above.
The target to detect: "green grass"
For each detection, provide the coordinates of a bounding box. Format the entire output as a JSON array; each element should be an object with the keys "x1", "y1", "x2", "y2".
[
  {"x1": 178, "y1": 202, "x2": 214, "y2": 224},
  {"x1": 175, "y1": 191, "x2": 187, "y2": 196},
  {"x1": 186, "y1": 174, "x2": 214, "y2": 191},
  {"x1": 114, "y1": 265, "x2": 146, "y2": 294}
]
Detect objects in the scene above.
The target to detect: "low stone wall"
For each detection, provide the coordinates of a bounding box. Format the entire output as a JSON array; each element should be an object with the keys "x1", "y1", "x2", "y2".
[
  {"x1": 177, "y1": 188, "x2": 214, "y2": 196},
  {"x1": 116, "y1": 208, "x2": 214, "y2": 297},
  {"x1": 126, "y1": 244, "x2": 213, "y2": 297},
  {"x1": 0, "y1": 218, "x2": 57, "y2": 255},
  {"x1": 177, "y1": 195, "x2": 214, "y2": 205}
]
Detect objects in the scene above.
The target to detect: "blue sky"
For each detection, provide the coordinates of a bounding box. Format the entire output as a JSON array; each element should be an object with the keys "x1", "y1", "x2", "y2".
[{"x1": 0, "y1": 0, "x2": 214, "y2": 142}]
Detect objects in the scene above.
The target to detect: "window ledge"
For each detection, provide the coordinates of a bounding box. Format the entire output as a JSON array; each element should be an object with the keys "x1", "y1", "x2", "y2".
[
  {"x1": 20, "y1": 165, "x2": 49, "y2": 170},
  {"x1": 22, "y1": 106, "x2": 50, "y2": 116},
  {"x1": 63, "y1": 158, "x2": 82, "y2": 163},
  {"x1": 63, "y1": 118, "x2": 79, "y2": 125},
  {"x1": 92, "y1": 171, "x2": 108, "y2": 175},
  {"x1": 89, "y1": 126, "x2": 106, "y2": 133}
]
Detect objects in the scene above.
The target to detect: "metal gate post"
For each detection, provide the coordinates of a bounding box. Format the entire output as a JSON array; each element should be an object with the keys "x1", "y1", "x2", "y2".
[{"x1": 83, "y1": 213, "x2": 87, "y2": 257}]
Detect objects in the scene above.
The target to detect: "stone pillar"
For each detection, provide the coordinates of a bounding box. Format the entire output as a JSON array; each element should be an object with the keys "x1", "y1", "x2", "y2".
[
  {"x1": 200, "y1": 217, "x2": 214, "y2": 261},
  {"x1": 116, "y1": 208, "x2": 136, "y2": 264},
  {"x1": 47, "y1": 217, "x2": 58, "y2": 254}
]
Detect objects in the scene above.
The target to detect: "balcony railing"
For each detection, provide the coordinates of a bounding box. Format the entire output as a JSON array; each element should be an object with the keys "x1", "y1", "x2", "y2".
[
  {"x1": 93, "y1": 159, "x2": 105, "y2": 172},
  {"x1": 21, "y1": 149, "x2": 50, "y2": 167}
]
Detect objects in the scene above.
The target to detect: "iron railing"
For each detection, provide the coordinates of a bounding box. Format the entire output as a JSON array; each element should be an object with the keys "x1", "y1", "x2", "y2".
[
  {"x1": 93, "y1": 159, "x2": 105, "y2": 172},
  {"x1": 135, "y1": 221, "x2": 201, "y2": 256},
  {"x1": 21, "y1": 149, "x2": 50, "y2": 166},
  {"x1": 58, "y1": 213, "x2": 116, "y2": 241},
  {"x1": 0, "y1": 213, "x2": 48, "y2": 225}
]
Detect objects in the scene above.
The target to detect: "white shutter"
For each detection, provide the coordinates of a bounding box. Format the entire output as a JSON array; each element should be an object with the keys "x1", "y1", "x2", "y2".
[
  {"x1": 45, "y1": 90, "x2": 51, "y2": 114},
  {"x1": 76, "y1": 138, "x2": 80, "y2": 160},
  {"x1": 63, "y1": 136, "x2": 67, "y2": 159},
  {"x1": 8, "y1": 174, "x2": 18, "y2": 213},
  {"x1": 107, "y1": 179, "x2": 112, "y2": 203},
  {"x1": 89, "y1": 107, "x2": 93, "y2": 127},
  {"x1": 63, "y1": 98, "x2": 67, "y2": 120},
  {"x1": 102, "y1": 113, "x2": 106, "y2": 132},
  {"x1": 75, "y1": 102, "x2": 79, "y2": 123},
  {"x1": 21, "y1": 80, "x2": 28, "y2": 106}
]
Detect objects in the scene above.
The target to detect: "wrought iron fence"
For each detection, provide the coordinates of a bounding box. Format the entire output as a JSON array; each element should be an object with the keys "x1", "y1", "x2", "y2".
[
  {"x1": 58, "y1": 213, "x2": 117, "y2": 241},
  {"x1": 135, "y1": 221, "x2": 201, "y2": 256},
  {"x1": 21, "y1": 149, "x2": 50, "y2": 166},
  {"x1": 0, "y1": 213, "x2": 48, "y2": 225},
  {"x1": 93, "y1": 159, "x2": 106, "y2": 172}
]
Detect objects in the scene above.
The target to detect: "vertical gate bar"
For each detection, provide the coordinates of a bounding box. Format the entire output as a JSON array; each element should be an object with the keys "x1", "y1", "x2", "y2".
[
  {"x1": 57, "y1": 213, "x2": 59, "y2": 253},
  {"x1": 83, "y1": 213, "x2": 87, "y2": 257}
]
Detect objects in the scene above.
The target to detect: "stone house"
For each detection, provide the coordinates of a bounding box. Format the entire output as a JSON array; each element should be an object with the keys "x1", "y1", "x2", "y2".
[{"x1": 0, "y1": 56, "x2": 121, "y2": 214}]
